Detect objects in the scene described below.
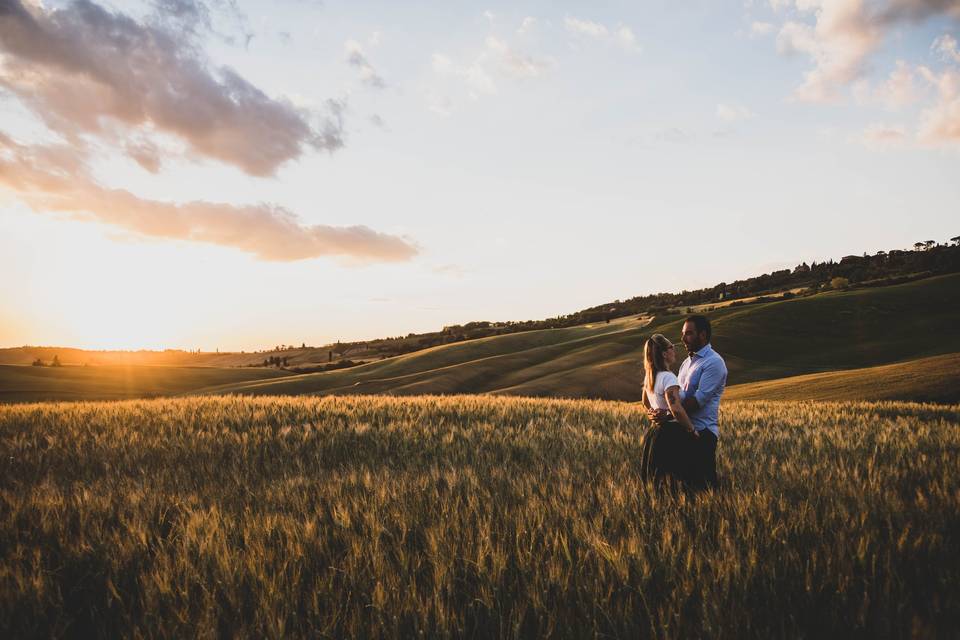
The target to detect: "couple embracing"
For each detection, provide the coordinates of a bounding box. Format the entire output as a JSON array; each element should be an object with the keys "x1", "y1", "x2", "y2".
[{"x1": 640, "y1": 315, "x2": 727, "y2": 491}]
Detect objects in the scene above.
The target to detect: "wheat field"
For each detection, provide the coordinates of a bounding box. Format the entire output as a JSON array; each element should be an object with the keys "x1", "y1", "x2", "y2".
[{"x1": 1, "y1": 395, "x2": 958, "y2": 638}]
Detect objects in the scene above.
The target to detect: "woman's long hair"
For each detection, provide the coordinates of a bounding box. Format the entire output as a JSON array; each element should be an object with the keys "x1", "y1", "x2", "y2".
[{"x1": 643, "y1": 333, "x2": 673, "y2": 395}]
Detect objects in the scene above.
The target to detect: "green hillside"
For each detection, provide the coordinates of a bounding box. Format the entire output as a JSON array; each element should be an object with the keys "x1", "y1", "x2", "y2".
[
  {"x1": 204, "y1": 273, "x2": 960, "y2": 402},
  {"x1": 724, "y1": 352, "x2": 960, "y2": 403},
  {"x1": 0, "y1": 365, "x2": 294, "y2": 403},
  {"x1": 2, "y1": 274, "x2": 956, "y2": 404}
]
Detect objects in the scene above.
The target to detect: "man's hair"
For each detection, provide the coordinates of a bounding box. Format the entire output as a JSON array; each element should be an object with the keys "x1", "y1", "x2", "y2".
[{"x1": 685, "y1": 314, "x2": 711, "y2": 342}]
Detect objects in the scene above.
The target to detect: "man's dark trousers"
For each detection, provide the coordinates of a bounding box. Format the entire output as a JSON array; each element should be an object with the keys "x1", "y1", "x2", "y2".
[{"x1": 690, "y1": 430, "x2": 718, "y2": 490}]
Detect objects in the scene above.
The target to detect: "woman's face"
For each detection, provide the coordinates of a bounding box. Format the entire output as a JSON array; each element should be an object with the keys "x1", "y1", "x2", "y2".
[{"x1": 663, "y1": 343, "x2": 676, "y2": 367}]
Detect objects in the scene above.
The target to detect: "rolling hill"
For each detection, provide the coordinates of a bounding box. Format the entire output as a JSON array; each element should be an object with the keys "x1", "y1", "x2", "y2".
[
  {"x1": 2, "y1": 273, "x2": 957, "y2": 404},
  {"x1": 0, "y1": 364, "x2": 294, "y2": 403},
  {"x1": 723, "y1": 352, "x2": 960, "y2": 403},
  {"x1": 201, "y1": 273, "x2": 960, "y2": 402}
]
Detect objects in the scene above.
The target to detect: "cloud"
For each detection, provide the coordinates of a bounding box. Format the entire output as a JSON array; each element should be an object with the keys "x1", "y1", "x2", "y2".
[
  {"x1": 0, "y1": 0, "x2": 341, "y2": 176},
  {"x1": 874, "y1": 59, "x2": 919, "y2": 108},
  {"x1": 431, "y1": 36, "x2": 552, "y2": 105},
  {"x1": 773, "y1": 0, "x2": 960, "y2": 103},
  {"x1": 153, "y1": 0, "x2": 253, "y2": 48},
  {"x1": 425, "y1": 91, "x2": 453, "y2": 117},
  {"x1": 124, "y1": 140, "x2": 164, "y2": 173},
  {"x1": 716, "y1": 103, "x2": 757, "y2": 121},
  {"x1": 880, "y1": 0, "x2": 960, "y2": 22},
  {"x1": 152, "y1": 0, "x2": 211, "y2": 31},
  {"x1": 860, "y1": 122, "x2": 908, "y2": 147},
  {"x1": 653, "y1": 126, "x2": 688, "y2": 143},
  {"x1": 517, "y1": 16, "x2": 536, "y2": 35},
  {"x1": 433, "y1": 52, "x2": 497, "y2": 97},
  {"x1": 344, "y1": 39, "x2": 387, "y2": 89},
  {"x1": 776, "y1": 1, "x2": 883, "y2": 103},
  {"x1": 564, "y1": 16, "x2": 641, "y2": 52},
  {"x1": 933, "y1": 33, "x2": 960, "y2": 63},
  {"x1": 432, "y1": 264, "x2": 466, "y2": 278},
  {"x1": 484, "y1": 36, "x2": 554, "y2": 78},
  {"x1": 0, "y1": 134, "x2": 418, "y2": 263},
  {"x1": 751, "y1": 20, "x2": 776, "y2": 35},
  {"x1": 918, "y1": 66, "x2": 960, "y2": 143},
  {"x1": 615, "y1": 26, "x2": 641, "y2": 51},
  {"x1": 565, "y1": 16, "x2": 609, "y2": 38}
]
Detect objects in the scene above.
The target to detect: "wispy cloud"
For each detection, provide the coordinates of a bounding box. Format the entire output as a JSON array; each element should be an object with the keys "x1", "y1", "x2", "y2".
[
  {"x1": 653, "y1": 126, "x2": 688, "y2": 143},
  {"x1": 0, "y1": 134, "x2": 418, "y2": 263},
  {"x1": 430, "y1": 35, "x2": 553, "y2": 107},
  {"x1": 933, "y1": 33, "x2": 960, "y2": 63},
  {"x1": 565, "y1": 16, "x2": 608, "y2": 38},
  {"x1": 425, "y1": 91, "x2": 454, "y2": 117},
  {"x1": 345, "y1": 39, "x2": 387, "y2": 89},
  {"x1": 751, "y1": 21, "x2": 776, "y2": 36},
  {"x1": 484, "y1": 36, "x2": 554, "y2": 78},
  {"x1": 432, "y1": 264, "x2": 467, "y2": 278},
  {"x1": 432, "y1": 52, "x2": 497, "y2": 97},
  {"x1": 716, "y1": 103, "x2": 757, "y2": 122},
  {"x1": 0, "y1": 0, "x2": 342, "y2": 176},
  {"x1": 517, "y1": 16, "x2": 537, "y2": 35},
  {"x1": 564, "y1": 16, "x2": 641, "y2": 52},
  {"x1": 860, "y1": 122, "x2": 908, "y2": 148}
]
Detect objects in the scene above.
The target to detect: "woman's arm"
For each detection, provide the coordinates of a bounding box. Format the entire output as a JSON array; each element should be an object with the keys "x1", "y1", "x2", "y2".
[{"x1": 665, "y1": 385, "x2": 698, "y2": 435}]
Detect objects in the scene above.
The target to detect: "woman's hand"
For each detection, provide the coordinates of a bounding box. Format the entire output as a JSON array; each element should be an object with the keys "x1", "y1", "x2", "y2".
[{"x1": 646, "y1": 408, "x2": 671, "y2": 424}]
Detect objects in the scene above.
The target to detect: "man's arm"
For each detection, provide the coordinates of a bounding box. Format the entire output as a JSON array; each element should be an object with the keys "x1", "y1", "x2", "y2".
[
  {"x1": 681, "y1": 359, "x2": 727, "y2": 413},
  {"x1": 681, "y1": 394, "x2": 699, "y2": 413}
]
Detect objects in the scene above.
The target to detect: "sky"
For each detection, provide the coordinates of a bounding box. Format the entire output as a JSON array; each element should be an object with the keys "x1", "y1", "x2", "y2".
[{"x1": 0, "y1": 0, "x2": 958, "y2": 351}]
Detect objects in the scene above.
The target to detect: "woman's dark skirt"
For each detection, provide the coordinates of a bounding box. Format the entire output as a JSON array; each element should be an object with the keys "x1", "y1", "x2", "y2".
[{"x1": 640, "y1": 420, "x2": 693, "y2": 487}]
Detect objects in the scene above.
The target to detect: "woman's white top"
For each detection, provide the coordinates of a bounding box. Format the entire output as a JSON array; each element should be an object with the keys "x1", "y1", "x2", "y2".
[{"x1": 645, "y1": 370, "x2": 680, "y2": 411}]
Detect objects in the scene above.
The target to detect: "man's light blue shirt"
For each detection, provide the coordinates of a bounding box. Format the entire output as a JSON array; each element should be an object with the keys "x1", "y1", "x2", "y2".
[{"x1": 677, "y1": 343, "x2": 727, "y2": 437}]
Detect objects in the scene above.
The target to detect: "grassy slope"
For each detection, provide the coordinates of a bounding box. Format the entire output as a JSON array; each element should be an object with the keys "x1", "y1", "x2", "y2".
[
  {"x1": 196, "y1": 314, "x2": 661, "y2": 399},
  {"x1": 3, "y1": 274, "x2": 957, "y2": 403},
  {"x1": 0, "y1": 365, "x2": 294, "y2": 403},
  {"x1": 724, "y1": 352, "x2": 960, "y2": 403},
  {"x1": 207, "y1": 273, "x2": 960, "y2": 402}
]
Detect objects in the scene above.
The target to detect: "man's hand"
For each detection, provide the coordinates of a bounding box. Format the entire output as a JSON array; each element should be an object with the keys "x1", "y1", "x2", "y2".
[{"x1": 646, "y1": 408, "x2": 671, "y2": 425}]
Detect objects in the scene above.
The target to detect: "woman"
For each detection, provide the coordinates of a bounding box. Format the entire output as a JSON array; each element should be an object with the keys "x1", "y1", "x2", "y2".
[{"x1": 639, "y1": 333, "x2": 698, "y2": 487}]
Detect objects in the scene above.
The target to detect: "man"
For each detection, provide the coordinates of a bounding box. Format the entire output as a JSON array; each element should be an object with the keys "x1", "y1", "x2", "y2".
[{"x1": 647, "y1": 314, "x2": 727, "y2": 489}]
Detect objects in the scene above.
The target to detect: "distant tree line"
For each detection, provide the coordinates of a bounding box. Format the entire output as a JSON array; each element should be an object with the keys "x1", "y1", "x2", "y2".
[
  {"x1": 247, "y1": 238, "x2": 960, "y2": 362},
  {"x1": 330, "y1": 239, "x2": 960, "y2": 354},
  {"x1": 565, "y1": 239, "x2": 960, "y2": 321}
]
